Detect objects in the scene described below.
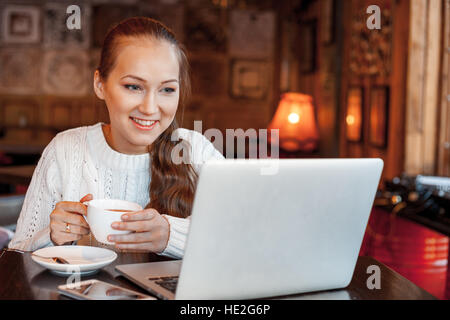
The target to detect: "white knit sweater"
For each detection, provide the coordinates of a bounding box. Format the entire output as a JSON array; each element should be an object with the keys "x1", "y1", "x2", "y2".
[{"x1": 8, "y1": 123, "x2": 224, "y2": 259}]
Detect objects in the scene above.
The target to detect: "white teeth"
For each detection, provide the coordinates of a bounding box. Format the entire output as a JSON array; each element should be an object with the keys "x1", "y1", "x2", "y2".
[{"x1": 132, "y1": 118, "x2": 156, "y2": 127}]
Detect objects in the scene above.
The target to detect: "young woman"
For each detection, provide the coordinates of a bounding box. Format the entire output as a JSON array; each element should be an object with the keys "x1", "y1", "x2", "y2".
[{"x1": 8, "y1": 17, "x2": 223, "y2": 259}]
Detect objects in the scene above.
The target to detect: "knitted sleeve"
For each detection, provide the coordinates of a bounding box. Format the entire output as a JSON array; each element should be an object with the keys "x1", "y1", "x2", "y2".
[
  {"x1": 8, "y1": 138, "x2": 62, "y2": 252},
  {"x1": 158, "y1": 130, "x2": 224, "y2": 259}
]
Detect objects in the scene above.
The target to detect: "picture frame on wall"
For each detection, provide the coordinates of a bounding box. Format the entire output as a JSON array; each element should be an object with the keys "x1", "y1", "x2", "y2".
[
  {"x1": 230, "y1": 59, "x2": 269, "y2": 100},
  {"x1": 0, "y1": 5, "x2": 40, "y2": 44},
  {"x1": 369, "y1": 86, "x2": 390, "y2": 148},
  {"x1": 184, "y1": 6, "x2": 227, "y2": 53},
  {"x1": 345, "y1": 87, "x2": 364, "y2": 142},
  {"x1": 229, "y1": 10, "x2": 276, "y2": 59},
  {"x1": 0, "y1": 48, "x2": 41, "y2": 95},
  {"x1": 43, "y1": 2, "x2": 91, "y2": 48},
  {"x1": 298, "y1": 20, "x2": 317, "y2": 73},
  {"x1": 42, "y1": 50, "x2": 90, "y2": 96}
]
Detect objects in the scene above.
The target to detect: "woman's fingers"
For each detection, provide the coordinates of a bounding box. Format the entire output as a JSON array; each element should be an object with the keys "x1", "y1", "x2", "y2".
[
  {"x1": 50, "y1": 200, "x2": 92, "y2": 246},
  {"x1": 79, "y1": 194, "x2": 93, "y2": 203},
  {"x1": 51, "y1": 208, "x2": 89, "y2": 228},
  {"x1": 55, "y1": 201, "x2": 88, "y2": 216},
  {"x1": 111, "y1": 220, "x2": 153, "y2": 233},
  {"x1": 51, "y1": 220, "x2": 90, "y2": 236},
  {"x1": 120, "y1": 209, "x2": 158, "y2": 222},
  {"x1": 109, "y1": 212, "x2": 170, "y2": 253},
  {"x1": 111, "y1": 209, "x2": 158, "y2": 232}
]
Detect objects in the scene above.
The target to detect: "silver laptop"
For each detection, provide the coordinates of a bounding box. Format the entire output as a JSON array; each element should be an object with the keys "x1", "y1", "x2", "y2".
[{"x1": 115, "y1": 159, "x2": 383, "y2": 300}]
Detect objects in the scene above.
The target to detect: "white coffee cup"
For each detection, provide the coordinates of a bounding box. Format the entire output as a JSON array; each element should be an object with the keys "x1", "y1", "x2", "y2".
[{"x1": 84, "y1": 199, "x2": 143, "y2": 245}]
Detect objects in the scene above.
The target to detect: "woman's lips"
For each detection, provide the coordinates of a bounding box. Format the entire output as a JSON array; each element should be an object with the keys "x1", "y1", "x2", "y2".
[{"x1": 130, "y1": 117, "x2": 158, "y2": 131}]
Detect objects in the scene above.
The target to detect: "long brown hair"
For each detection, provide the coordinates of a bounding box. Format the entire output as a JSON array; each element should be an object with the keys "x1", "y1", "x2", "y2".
[{"x1": 97, "y1": 17, "x2": 197, "y2": 218}]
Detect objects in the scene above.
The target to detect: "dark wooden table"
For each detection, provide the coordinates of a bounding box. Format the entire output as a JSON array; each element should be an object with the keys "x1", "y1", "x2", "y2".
[
  {"x1": 0, "y1": 249, "x2": 436, "y2": 300},
  {"x1": 0, "y1": 165, "x2": 36, "y2": 185}
]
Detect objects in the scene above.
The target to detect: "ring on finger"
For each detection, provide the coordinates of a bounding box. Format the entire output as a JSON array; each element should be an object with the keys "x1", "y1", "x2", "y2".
[{"x1": 65, "y1": 223, "x2": 71, "y2": 233}]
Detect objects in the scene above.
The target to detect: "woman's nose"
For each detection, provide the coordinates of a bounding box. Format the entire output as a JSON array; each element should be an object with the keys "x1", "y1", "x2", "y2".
[{"x1": 138, "y1": 92, "x2": 158, "y2": 115}]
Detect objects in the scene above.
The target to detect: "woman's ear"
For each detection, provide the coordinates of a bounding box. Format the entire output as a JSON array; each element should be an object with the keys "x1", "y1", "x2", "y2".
[{"x1": 93, "y1": 70, "x2": 105, "y2": 100}]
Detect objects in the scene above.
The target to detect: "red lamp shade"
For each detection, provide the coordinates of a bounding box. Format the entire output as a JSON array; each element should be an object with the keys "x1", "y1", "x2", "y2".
[{"x1": 268, "y1": 92, "x2": 319, "y2": 152}]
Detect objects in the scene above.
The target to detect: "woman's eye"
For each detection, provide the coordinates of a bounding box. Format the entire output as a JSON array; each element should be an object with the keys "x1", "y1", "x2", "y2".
[
  {"x1": 162, "y1": 87, "x2": 176, "y2": 94},
  {"x1": 124, "y1": 84, "x2": 142, "y2": 91}
]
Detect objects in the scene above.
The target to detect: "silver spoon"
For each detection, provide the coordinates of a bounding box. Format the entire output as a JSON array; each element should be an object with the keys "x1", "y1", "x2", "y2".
[{"x1": 31, "y1": 253, "x2": 70, "y2": 264}]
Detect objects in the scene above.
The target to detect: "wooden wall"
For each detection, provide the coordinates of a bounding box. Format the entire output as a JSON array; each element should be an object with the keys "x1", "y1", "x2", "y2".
[
  {"x1": 338, "y1": 0, "x2": 410, "y2": 183},
  {"x1": 286, "y1": 0, "x2": 411, "y2": 181},
  {"x1": 1, "y1": 0, "x2": 445, "y2": 176},
  {"x1": 282, "y1": 0, "x2": 342, "y2": 158},
  {"x1": 0, "y1": 0, "x2": 279, "y2": 151},
  {"x1": 404, "y1": 0, "x2": 443, "y2": 176},
  {"x1": 437, "y1": 0, "x2": 449, "y2": 177}
]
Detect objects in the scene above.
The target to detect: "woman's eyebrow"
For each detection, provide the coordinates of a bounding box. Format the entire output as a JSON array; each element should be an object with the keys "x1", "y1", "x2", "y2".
[
  {"x1": 120, "y1": 75, "x2": 178, "y2": 85},
  {"x1": 161, "y1": 79, "x2": 179, "y2": 84},
  {"x1": 121, "y1": 75, "x2": 146, "y2": 82}
]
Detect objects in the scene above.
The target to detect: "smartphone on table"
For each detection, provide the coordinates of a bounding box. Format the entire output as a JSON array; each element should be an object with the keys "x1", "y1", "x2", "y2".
[{"x1": 58, "y1": 279, "x2": 156, "y2": 300}]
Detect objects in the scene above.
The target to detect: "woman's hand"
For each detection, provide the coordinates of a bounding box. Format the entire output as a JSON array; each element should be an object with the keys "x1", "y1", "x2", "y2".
[
  {"x1": 108, "y1": 208, "x2": 170, "y2": 253},
  {"x1": 49, "y1": 194, "x2": 93, "y2": 245}
]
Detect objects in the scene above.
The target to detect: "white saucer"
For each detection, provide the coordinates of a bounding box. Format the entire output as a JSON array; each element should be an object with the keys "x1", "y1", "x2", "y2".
[{"x1": 31, "y1": 246, "x2": 117, "y2": 277}]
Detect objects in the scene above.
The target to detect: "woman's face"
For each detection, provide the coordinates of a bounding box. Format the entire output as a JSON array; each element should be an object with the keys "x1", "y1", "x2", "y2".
[{"x1": 94, "y1": 37, "x2": 180, "y2": 154}]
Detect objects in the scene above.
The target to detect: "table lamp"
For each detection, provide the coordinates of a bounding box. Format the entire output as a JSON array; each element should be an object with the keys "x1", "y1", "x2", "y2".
[{"x1": 268, "y1": 92, "x2": 319, "y2": 152}]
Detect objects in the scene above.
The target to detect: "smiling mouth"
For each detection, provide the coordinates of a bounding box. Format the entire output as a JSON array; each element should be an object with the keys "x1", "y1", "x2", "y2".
[{"x1": 130, "y1": 117, "x2": 158, "y2": 130}]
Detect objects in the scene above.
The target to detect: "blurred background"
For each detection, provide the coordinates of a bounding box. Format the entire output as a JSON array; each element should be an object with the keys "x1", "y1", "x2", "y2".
[{"x1": 0, "y1": 0, "x2": 449, "y2": 299}]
